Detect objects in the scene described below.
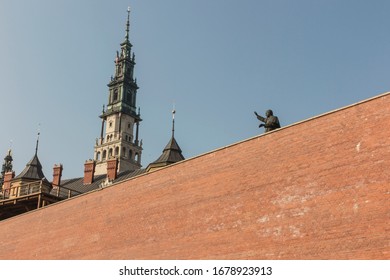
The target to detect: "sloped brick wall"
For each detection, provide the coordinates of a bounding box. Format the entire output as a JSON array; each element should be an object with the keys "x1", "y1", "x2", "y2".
[{"x1": 0, "y1": 93, "x2": 389, "y2": 259}]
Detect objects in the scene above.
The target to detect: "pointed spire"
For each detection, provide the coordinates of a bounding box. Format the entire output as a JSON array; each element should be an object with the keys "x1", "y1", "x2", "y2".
[
  {"x1": 125, "y1": 6, "x2": 130, "y2": 42},
  {"x1": 172, "y1": 107, "x2": 176, "y2": 138},
  {"x1": 35, "y1": 124, "x2": 41, "y2": 156}
]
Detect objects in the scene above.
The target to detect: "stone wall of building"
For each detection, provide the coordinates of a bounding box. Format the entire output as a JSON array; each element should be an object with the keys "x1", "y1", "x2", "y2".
[{"x1": 0, "y1": 93, "x2": 389, "y2": 259}]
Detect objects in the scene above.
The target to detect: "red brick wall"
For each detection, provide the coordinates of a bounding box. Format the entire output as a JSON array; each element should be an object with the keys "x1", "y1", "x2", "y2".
[{"x1": 0, "y1": 93, "x2": 389, "y2": 260}]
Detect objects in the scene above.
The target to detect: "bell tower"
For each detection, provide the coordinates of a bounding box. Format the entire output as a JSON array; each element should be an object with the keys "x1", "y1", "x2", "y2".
[{"x1": 94, "y1": 7, "x2": 142, "y2": 175}]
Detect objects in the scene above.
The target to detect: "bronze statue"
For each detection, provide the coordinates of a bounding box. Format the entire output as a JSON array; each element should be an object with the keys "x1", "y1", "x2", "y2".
[{"x1": 254, "y1": 109, "x2": 280, "y2": 132}]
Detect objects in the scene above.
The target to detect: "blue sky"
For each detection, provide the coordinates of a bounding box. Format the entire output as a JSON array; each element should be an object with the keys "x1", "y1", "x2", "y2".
[{"x1": 1, "y1": 0, "x2": 390, "y2": 179}]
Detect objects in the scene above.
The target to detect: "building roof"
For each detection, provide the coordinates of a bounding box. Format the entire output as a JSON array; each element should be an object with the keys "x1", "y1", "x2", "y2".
[
  {"x1": 60, "y1": 168, "x2": 147, "y2": 194},
  {"x1": 14, "y1": 153, "x2": 49, "y2": 184},
  {"x1": 147, "y1": 136, "x2": 185, "y2": 171}
]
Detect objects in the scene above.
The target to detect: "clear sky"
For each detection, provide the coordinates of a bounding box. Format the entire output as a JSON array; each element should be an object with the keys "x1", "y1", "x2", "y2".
[{"x1": 1, "y1": 0, "x2": 390, "y2": 179}]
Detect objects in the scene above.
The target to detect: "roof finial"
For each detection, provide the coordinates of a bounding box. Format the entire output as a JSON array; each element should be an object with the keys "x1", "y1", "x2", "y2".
[
  {"x1": 125, "y1": 6, "x2": 130, "y2": 41},
  {"x1": 172, "y1": 104, "x2": 176, "y2": 138},
  {"x1": 35, "y1": 124, "x2": 41, "y2": 155}
]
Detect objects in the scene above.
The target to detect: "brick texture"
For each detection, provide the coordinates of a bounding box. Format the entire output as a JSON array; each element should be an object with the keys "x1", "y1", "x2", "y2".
[{"x1": 0, "y1": 93, "x2": 389, "y2": 259}]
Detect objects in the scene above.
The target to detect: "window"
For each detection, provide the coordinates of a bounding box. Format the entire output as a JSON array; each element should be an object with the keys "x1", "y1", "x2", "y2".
[
  {"x1": 96, "y1": 152, "x2": 101, "y2": 161},
  {"x1": 123, "y1": 147, "x2": 126, "y2": 157},
  {"x1": 108, "y1": 148, "x2": 113, "y2": 158},
  {"x1": 102, "y1": 150, "x2": 107, "y2": 160},
  {"x1": 115, "y1": 147, "x2": 119, "y2": 156},
  {"x1": 113, "y1": 89, "x2": 118, "y2": 101},
  {"x1": 127, "y1": 90, "x2": 132, "y2": 104},
  {"x1": 129, "y1": 150, "x2": 133, "y2": 159}
]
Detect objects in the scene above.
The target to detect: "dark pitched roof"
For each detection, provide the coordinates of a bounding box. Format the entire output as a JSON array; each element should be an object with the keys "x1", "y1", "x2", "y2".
[
  {"x1": 14, "y1": 154, "x2": 49, "y2": 184},
  {"x1": 59, "y1": 168, "x2": 147, "y2": 195},
  {"x1": 148, "y1": 136, "x2": 185, "y2": 169}
]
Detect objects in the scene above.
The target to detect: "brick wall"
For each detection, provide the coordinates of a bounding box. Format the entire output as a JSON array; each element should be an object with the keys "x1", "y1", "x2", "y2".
[{"x1": 0, "y1": 93, "x2": 389, "y2": 259}]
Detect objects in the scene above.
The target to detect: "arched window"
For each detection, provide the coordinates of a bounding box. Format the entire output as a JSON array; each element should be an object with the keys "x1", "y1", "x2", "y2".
[
  {"x1": 132, "y1": 93, "x2": 136, "y2": 107},
  {"x1": 108, "y1": 148, "x2": 113, "y2": 158},
  {"x1": 96, "y1": 152, "x2": 101, "y2": 161},
  {"x1": 123, "y1": 147, "x2": 127, "y2": 157},
  {"x1": 102, "y1": 150, "x2": 107, "y2": 160},
  {"x1": 135, "y1": 153, "x2": 139, "y2": 163},
  {"x1": 115, "y1": 147, "x2": 119, "y2": 156},
  {"x1": 113, "y1": 89, "x2": 118, "y2": 101},
  {"x1": 129, "y1": 150, "x2": 133, "y2": 160},
  {"x1": 127, "y1": 90, "x2": 132, "y2": 104}
]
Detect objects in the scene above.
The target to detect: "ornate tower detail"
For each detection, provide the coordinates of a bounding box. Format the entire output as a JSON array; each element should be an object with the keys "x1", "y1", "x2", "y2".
[
  {"x1": 1, "y1": 149, "x2": 13, "y2": 187},
  {"x1": 94, "y1": 7, "x2": 143, "y2": 175}
]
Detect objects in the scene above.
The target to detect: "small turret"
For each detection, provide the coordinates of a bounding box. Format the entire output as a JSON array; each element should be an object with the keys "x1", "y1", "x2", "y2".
[
  {"x1": 146, "y1": 109, "x2": 185, "y2": 172},
  {"x1": 1, "y1": 149, "x2": 13, "y2": 186}
]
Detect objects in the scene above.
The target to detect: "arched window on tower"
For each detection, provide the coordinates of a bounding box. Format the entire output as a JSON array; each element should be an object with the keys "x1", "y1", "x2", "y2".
[
  {"x1": 132, "y1": 93, "x2": 136, "y2": 107},
  {"x1": 102, "y1": 150, "x2": 107, "y2": 160},
  {"x1": 96, "y1": 152, "x2": 101, "y2": 161},
  {"x1": 129, "y1": 150, "x2": 133, "y2": 160},
  {"x1": 108, "y1": 148, "x2": 113, "y2": 158},
  {"x1": 113, "y1": 89, "x2": 118, "y2": 101},
  {"x1": 123, "y1": 147, "x2": 126, "y2": 157},
  {"x1": 135, "y1": 153, "x2": 139, "y2": 163},
  {"x1": 127, "y1": 90, "x2": 132, "y2": 105},
  {"x1": 115, "y1": 147, "x2": 119, "y2": 156}
]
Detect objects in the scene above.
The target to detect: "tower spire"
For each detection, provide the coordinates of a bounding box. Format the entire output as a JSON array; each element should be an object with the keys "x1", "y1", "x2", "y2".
[
  {"x1": 125, "y1": 6, "x2": 130, "y2": 42},
  {"x1": 94, "y1": 7, "x2": 142, "y2": 175}
]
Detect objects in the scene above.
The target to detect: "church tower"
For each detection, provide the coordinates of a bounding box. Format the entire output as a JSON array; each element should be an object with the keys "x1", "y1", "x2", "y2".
[{"x1": 94, "y1": 7, "x2": 142, "y2": 175}]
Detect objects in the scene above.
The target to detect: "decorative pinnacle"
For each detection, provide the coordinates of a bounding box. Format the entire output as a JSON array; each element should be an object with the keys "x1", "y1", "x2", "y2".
[
  {"x1": 172, "y1": 106, "x2": 176, "y2": 137},
  {"x1": 125, "y1": 6, "x2": 130, "y2": 41},
  {"x1": 34, "y1": 123, "x2": 41, "y2": 155}
]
